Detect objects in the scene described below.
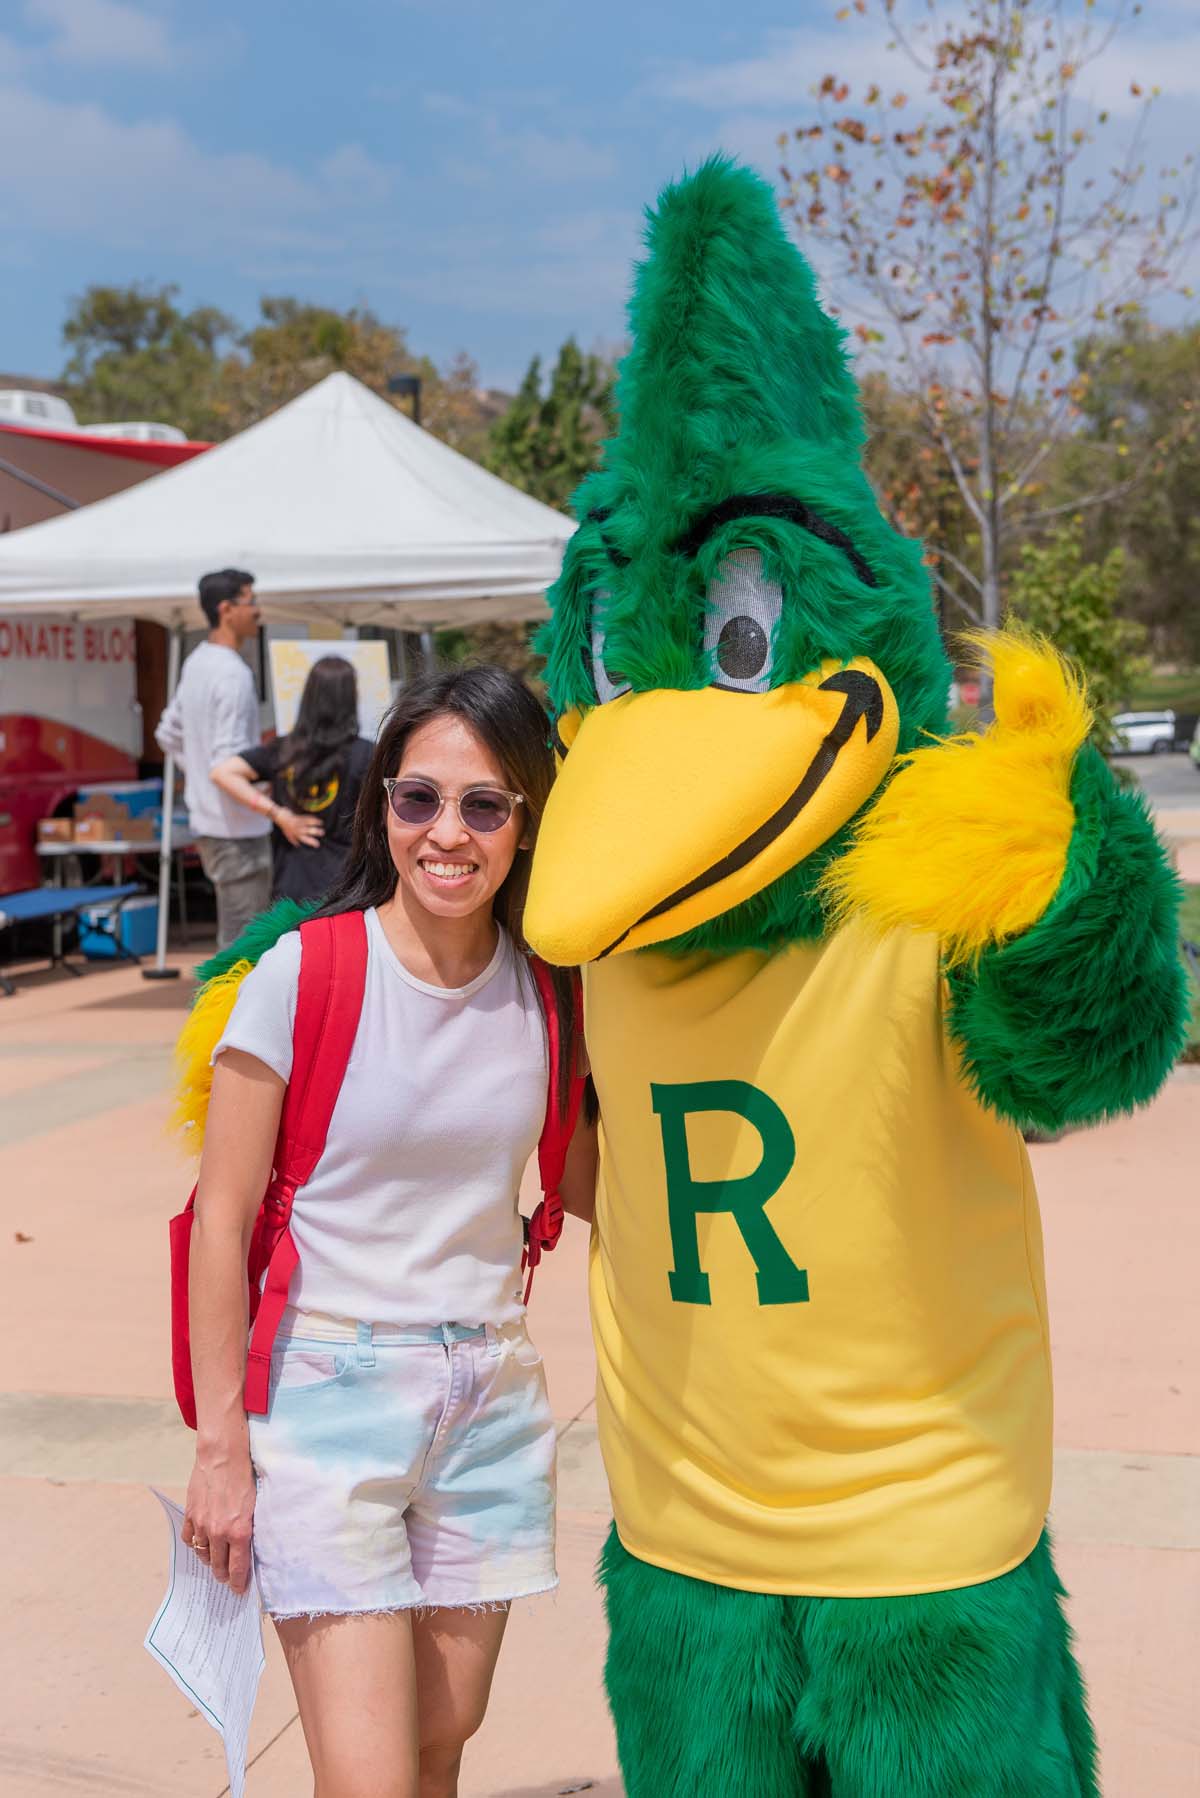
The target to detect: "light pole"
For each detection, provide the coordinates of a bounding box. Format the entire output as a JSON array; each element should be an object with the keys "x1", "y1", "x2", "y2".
[
  {"x1": 143, "y1": 621, "x2": 183, "y2": 981},
  {"x1": 388, "y1": 374, "x2": 428, "y2": 675},
  {"x1": 387, "y1": 372, "x2": 422, "y2": 427}
]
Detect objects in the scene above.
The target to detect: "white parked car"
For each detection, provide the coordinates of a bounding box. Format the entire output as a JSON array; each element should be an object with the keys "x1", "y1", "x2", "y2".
[{"x1": 1111, "y1": 710, "x2": 1176, "y2": 755}]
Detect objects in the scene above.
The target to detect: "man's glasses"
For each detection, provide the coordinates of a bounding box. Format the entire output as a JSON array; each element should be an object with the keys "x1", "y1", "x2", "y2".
[{"x1": 383, "y1": 778, "x2": 524, "y2": 835}]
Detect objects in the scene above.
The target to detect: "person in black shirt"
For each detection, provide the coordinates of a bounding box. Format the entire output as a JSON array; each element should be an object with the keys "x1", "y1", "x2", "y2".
[{"x1": 212, "y1": 655, "x2": 374, "y2": 905}]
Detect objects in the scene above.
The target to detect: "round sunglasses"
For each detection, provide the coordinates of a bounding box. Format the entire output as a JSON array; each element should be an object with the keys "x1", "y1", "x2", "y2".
[{"x1": 382, "y1": 777, "x2": 524, "y2": 835}]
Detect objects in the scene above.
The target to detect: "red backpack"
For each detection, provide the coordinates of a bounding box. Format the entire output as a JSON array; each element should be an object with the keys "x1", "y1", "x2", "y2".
[{"x1": 170, "y1": 909, "x2": 584, "y2": 1429}]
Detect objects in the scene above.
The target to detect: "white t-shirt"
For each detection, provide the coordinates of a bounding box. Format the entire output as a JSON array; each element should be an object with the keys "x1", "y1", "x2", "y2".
[
  {"x1": 213, "y1": 909, "x2": 548, "y2": 1326},
  {"x1": 155, "y1": 641, "x2": 270, "y2": 840}
]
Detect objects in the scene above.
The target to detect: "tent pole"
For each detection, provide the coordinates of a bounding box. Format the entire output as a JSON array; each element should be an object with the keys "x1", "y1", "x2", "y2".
[
  {"x1": 420, "y1": 629, "x2": 436, "y2": 673},
  {"x1": 0, "y1": 454, "x2": 81, "y2": 512},
  {"x1": 143, "y1": 622, "x2": 183, "y2": 982}
]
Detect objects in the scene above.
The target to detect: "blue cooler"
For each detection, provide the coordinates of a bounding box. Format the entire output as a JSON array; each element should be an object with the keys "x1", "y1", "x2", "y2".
[{"x1": 78, "y1": 895, "x2": 159, "y2": 959}]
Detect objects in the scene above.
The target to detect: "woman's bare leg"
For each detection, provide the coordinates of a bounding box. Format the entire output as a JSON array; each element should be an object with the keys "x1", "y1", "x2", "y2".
[
  {"x1": 276, "y1": 1611, "x2": 420, "y2": 1798},
  {"x1": 413, "y1": 1605, "x2": 510, "y2": 1798}
]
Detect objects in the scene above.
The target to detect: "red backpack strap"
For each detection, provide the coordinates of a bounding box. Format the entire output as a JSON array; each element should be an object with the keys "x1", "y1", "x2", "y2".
[
  {"x1": 522, "y1": 958, "x2": 585, "y2": 1302},
  {"x1": 243, "y1": 909, "x2": 368, "y2": 1414}
]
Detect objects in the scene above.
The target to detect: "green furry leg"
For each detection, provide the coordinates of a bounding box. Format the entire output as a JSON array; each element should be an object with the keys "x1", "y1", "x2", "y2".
[
  {"x1": 795, "y1": 1532, "x2": 1099, "y2": 1797},
  {"x1": 600, "y1": 1528, "x2": 1098, "y2": 1798},
  {"x1": 599, "y1": 1526, "x2": 818, "y2": 1797}
]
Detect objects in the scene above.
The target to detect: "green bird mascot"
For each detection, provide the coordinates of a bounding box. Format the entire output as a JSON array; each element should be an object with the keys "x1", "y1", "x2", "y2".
[{"x1": 523, "y1": 159, "x2": 1187, "y2": 1798}]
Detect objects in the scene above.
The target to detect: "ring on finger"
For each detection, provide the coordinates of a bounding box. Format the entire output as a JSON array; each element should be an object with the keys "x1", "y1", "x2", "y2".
[{"x1": 191, "y1": 1539, "x2": 211, "y2": 1553}]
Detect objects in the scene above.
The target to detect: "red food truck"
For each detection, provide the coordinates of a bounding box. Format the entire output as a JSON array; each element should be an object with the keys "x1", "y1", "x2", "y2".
[
  {"x1": 0, "y1": 396, "x2": 210, "y2": 895},
  {"x1": 0, "y1": 613, "x2": 145, "y2": 893}
]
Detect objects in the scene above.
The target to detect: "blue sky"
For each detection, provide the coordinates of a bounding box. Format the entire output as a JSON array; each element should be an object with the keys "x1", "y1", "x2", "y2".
[{"x1": 1, "y1": 0, "x2": 1195, "y2": 395}]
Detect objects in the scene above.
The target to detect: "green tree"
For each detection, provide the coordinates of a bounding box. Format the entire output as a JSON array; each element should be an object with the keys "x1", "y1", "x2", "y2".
[
  {"x1": 61, "y1": 283, "x2": 235, "y2": 439},
  {"x1": 486, "y1": 338, "x2": 616, "y2": 510},
  {"x1": 1057, "y1": 318, "x2": 1200, "y2": 661},
  {"x1": 463, "y1": 339, "x2": 616, "y2": 680},
  {"x1": 222, "y1": 302, "x2": 496, "y2": 452},
  {"x1": 217, "y1": 297, "x2": 434, "y2": 438},
  {"x1": 1006, "y1": 523, "x2": 1147, "y2": 749},
  {"x1": 60, "y1": 287, "x2": 498, "y2": 453}
]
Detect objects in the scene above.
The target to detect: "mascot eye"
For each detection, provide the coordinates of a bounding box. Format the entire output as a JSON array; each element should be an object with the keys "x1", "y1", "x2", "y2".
[
  {"x1": 591, "y1": 591, "x2": 631, "y2": 703},
  {"x1": 704, "y1": 549, "x2": 781, "y2": 694}
]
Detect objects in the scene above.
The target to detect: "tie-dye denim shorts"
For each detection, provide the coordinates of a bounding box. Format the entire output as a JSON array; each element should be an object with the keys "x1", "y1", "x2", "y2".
[{"x1": 248, "y1": 1308, "x2": 558, "y2": 1619}]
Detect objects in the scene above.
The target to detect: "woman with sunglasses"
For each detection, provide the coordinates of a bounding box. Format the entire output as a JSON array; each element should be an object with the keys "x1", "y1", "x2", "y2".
[{"x1": 182, "y1": 666, "x2": 596, "y2": 1798}]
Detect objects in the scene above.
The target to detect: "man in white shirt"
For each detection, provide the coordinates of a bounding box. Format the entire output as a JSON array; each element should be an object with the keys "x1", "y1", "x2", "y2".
[{"x1": 156, "y1": 568, "x2": 273, "y2": 948}]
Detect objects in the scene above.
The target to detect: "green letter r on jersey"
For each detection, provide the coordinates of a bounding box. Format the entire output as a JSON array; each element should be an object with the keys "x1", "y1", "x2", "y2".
[{"x1": 651, "y1": 1080, "x2": 808, "y2": 1307}]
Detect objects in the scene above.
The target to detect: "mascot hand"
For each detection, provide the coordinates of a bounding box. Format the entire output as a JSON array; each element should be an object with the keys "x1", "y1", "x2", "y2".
[
  {"x1": 828, "y1": 627, "x2": 1187, "y2": 1129},
  {"x1": 823, "y1": 630, "x2": 1090, "y2": 966}
]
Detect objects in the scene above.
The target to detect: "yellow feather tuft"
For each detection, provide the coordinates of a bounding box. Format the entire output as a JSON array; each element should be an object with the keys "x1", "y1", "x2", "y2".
[
  {"x1": 171, "y1": 960, "x2": 253, "y2": 1152},
  {"x1": 822, "y1": 629, "x2": 1091, "y2": 964}
]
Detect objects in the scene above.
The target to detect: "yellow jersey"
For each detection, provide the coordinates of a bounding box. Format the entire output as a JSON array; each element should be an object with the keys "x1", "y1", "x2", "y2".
[{"x1": 584, "y1": 922, "x2": 1052, "y2": 1598}]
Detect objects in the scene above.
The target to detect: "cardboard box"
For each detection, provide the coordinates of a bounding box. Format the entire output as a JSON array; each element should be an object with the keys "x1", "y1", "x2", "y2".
[
  {"x1": 37, "y1": 817, "x2": 74, "y2": 843},
  {"x1": 75, "y1": 816, "x2": 119, "y2": 844},
  {"x1": 119, "y1": 818, "x2": 157, "y2": 843},
  {"x1": 73, "y1": 815, "x2": 158, "y2": 845},
  {"x1": 73, "y1": 788, "x2": 161, "y2": 843},
  {"x1": 75, "y1": 794, "x2": 126, "y2": 823}
]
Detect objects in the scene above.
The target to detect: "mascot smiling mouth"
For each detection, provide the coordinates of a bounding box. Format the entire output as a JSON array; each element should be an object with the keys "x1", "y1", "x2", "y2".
[{"x1": 526, "y1": 655, "x2": 898, "y2": 963}]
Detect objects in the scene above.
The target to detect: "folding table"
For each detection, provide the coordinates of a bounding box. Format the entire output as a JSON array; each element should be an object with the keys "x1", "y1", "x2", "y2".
[{"x1": 0, "y1": 883, "x2": 143, "y2": 995}]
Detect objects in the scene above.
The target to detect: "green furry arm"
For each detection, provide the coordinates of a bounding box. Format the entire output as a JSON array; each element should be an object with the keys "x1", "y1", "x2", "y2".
[
  {"x1": 945, "y1": 746, "x2": 1187, "y2": 1132},
  {"x1": 195, "y1": 897, "x2": 318, "y2": 986}
]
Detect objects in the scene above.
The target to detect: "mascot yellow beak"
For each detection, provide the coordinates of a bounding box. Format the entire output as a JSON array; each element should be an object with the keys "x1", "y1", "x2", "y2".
[{"x1": 525, "y1": 657, "x2": 898, "y2": 964}]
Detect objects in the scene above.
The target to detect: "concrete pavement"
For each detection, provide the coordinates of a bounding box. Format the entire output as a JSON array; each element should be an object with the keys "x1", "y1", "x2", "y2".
[{"x1": 0, "y1": 947, "x2": 1196, "y2": 1795}]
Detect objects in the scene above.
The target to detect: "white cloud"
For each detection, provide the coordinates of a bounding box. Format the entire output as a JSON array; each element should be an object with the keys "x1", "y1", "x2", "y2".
[
  {"x1": 1074, "y1": 30, "x2": 1200, "y2": 115},
  {"x1": 677, "y1": 110, "x2": 797, "y2": 179},
  {"x1": 24, "y1": 0, "x2": 175, "y2": 70},
  {"x1": 647, "y1": 25, "x2": 898, "y2": 114},
  {"x1": 441, "y1": 156, "x2": 494, "y2": 191},
  {"x1": 442, "y1": 122, "x2": 618, "y2": 189},
  {"x1": 0, "y1": 69, "x2": 622, "y2": 320},
  {"x1": 420, "y1": 89, "x2": 474, "y2": 120},
  {"x1": 317, "y1": 143, "x2": 397, "y2": 208},
  {"x1": 648, "y1": 9, "x2": 1200, "y2": 133},
  {"x1": 380, "y1": 208, "x2": 639, "y2": 321},
  {"x1": 422, "y1": 86, "x2": 617, "y2": 189},
  {"x1": 0, "y1": 84, "x2": 405, "y2": 263},
  {"x1": 500, "y1": 128, "x2": 618, "y2": 184},
  {"x1": 0, "y1": 32, "x2": 31, "y2": 76},
  {"x1": 534, "y1": 208, "x2": 634, "y2": 254},
  {"x1": 419, "y1": 82, "x2": 565, "y2": 119}
]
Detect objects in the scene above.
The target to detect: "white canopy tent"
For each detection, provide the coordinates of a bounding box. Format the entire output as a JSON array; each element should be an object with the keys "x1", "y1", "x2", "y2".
[
  {"x1": 0, "y1": 371, "x2": 575, "y2": 972},
  {"x1": 0, "y1": 370, "x2": 573, "y2": 628}
]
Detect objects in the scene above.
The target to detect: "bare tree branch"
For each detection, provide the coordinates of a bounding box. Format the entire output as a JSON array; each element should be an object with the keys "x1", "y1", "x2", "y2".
[
  {"x1": 931, "y1": 567, "x2": 985, "y2": 625},
  {"x1": 780, "y1": 0, "x2": 1198, "y2": 620},
  {"x1": 935, "y1": 544, "x2": 985, "y2": 595}
]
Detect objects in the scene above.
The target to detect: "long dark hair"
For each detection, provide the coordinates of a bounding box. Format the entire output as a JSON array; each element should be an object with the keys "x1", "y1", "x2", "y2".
[
  {"x1": 279, "y1": 656, "x2": 359, "y2": 805},
  {"x1": 315, "y1": 665, "x2": 579, "y2": 1107}
]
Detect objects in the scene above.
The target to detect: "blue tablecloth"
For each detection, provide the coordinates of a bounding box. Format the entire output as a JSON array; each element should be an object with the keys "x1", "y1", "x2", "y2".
[{"x1": 0, "y1": 883, "x2": 141, "y2": 926}]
